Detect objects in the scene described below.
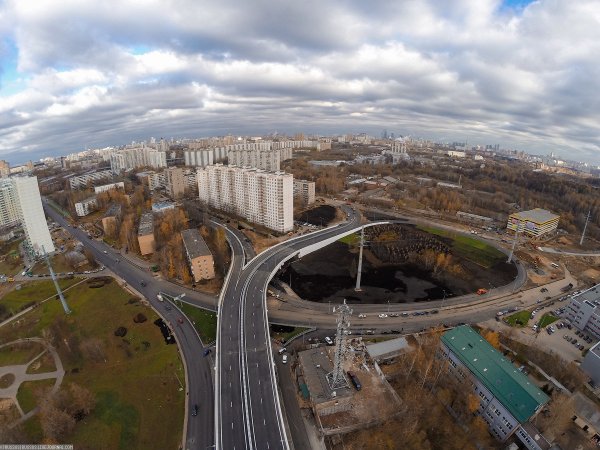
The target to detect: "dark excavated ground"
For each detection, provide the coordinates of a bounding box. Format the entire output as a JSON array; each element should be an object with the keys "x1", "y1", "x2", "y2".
[
  {"x1": 279, "y1": 240, "x2": 517, "y2": 305},
  {"x1": 296, "y1": 205, "x2": 337, "y2": 226}
]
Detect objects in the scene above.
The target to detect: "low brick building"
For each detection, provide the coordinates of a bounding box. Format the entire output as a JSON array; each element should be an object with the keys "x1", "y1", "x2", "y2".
[{"x1": 181, "y1": 229, "x2": 215, "y2": 282}]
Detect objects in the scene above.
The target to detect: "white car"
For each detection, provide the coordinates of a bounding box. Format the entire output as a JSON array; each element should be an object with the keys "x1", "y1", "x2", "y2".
[
  {"x1": 278, "y1": 347, "x2": 286, "y2": 354},
  {"x1": 378, "y1": 314, "x2": 388, "y2": 318},
  {"x1": 282, "y1": 354, "x2": 288, "y2": 364},
  {"x1": 324, "y1": 336, "x2": 334, "y2": 345},
  {"x1": 358, "y1": 314, "x2": 367, "y2": 318}
]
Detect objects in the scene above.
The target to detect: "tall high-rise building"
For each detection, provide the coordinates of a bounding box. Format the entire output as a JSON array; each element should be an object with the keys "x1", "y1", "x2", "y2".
[
  {"x1": 0, "y1": 160, "x2": 10, "y2": 178},
  {"x1": 110, "y1": 147, "x2": 167, "y2": 173},
  {"x1": 197, "y1": 164, "x2": 293, "y2": 233},
  {"x1": 11, "y1": 176, "x2": 55, "y2": 255},
  {"x1": 0, "y1": 179, "x2": 20, "y2": 228}
]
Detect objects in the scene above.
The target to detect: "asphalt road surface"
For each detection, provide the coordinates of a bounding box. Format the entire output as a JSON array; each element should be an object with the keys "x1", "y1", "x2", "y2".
[
  {"x1": 43, "y1": 202, "x2": 215, "y2": 450},
  {"x1": 216, "y1": 205, "x2": 366, "y2": 450}
]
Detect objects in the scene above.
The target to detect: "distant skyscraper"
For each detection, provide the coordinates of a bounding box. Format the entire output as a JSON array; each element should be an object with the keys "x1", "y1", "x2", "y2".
[{"x1": 11, "y1": 176, "x2": 55, "y2": 255}]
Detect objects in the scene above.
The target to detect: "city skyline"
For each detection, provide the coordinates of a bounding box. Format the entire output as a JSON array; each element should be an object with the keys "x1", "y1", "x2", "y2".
[{"x1": 2, "y1": 0, "x2": 600, "y2": 164}]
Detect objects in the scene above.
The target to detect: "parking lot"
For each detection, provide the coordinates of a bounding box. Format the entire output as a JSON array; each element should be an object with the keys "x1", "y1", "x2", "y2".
[{"x1": 485, "y1": 309, "x2": 597, "y2": 364}]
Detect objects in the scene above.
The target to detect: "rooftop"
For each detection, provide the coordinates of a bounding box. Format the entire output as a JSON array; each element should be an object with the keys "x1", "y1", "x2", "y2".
[
  {"x1": 181, "y1": 229, "x2": 212, "y2": 259},
  {"x1": 366, "y1": 336, "x2": 410, "y2": 359},
  {"x1": 510, "y1": 208, "x2": 559, "y2": 224},
  {"x1": 103, "y1": 203, "x2": 122, "y2": 218},
  {"x1": 138, "y1": 212, "x2": 154, "y2": 236},
  {"x1": 441, "y1": 326, "x2": 549, "y2": 423}
]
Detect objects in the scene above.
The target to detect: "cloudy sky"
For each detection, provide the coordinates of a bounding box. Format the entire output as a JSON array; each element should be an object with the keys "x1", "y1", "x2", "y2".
[{"x1": 1, "y1": 0, "x2": 599, "y2": 164}]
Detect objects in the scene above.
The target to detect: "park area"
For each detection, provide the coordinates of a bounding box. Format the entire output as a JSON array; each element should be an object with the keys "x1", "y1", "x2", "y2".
[{"x1": 0, "y1": 278, "x2": 185, "y2": 449}]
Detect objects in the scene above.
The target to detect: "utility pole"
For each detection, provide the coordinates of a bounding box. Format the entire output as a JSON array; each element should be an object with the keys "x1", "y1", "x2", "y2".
[
  {"x1": 355, "y1": 227, "x2": 365, "y2": 292},
  {"x1": 43, "y1": 246, "x2": 71, "y2": 314},
  {"x1": 580, "y1": 210, "x2": 591, "y2": 246}
]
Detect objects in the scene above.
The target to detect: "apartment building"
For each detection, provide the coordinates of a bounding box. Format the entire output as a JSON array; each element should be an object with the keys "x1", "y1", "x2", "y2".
[
  {"x1": 0, "y1": 160, "x2": 10, "y2": 178},
  {"x1": 110, "y1": 147, "x2": 167, "y2": 173},
  {"x1": 197, "y1": 164, "x2": 293, "y2": 233},
  {"x1": 94, "y1": 181, "x2": 124, "y2": 194},
  {"x1": 68, "y1": 169, "x2": 113, "y2": 189},
  {"x1": 184, "y1": 149, "x2": 214, "y2": 167},
  {"x1": 152, "y1": 201, "x2": 176, "y2": 213},
  {"x1": 12, "y1": 176, "x2": 55, "y2": 255},
  {"x1": 293, "y1": 179, "x2": 315, "y2": 205},
  {"x1": 440, "y1": 326, "x2": 549, "y2": 449},
  {"x1": 164, "y1": 167, "x2": 185, "y2": 199},
  {"x1": 228, "y1": 148, "x2": 282, "y2": 171},
  {"x1": 0, "y1": 179, "x2": 20, "y2": 228},
  {"x1": 181, "y1": 229, "x2": 215, "y2": 282},
  {"x1": 101, "y1": 203, "x2": 122, "y2": 235},
  {"x1": 75, "y1": 197, "x2": 98, "y2": 217},
  {"x1": 507, "y1": 208, "x2": 559, "y2": 237},
  {"x1": 565, "y1": 284, "x2": 600, "y2": 338},
  {"x1": 137, "y1": 212, "x2": 155, "y2": 255}
]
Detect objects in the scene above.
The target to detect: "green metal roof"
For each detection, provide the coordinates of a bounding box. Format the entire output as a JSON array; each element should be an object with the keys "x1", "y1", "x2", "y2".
[{"x1": 441, "y1": 326, "x2": 549, "y2": 423}]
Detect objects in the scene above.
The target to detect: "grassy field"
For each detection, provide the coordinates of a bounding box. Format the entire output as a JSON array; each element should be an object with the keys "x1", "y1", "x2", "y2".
[
  {"x1": 538, "y1": 313, "x2": 559, "y2": 329},
  {"x1": 0, "y1": 278, "x2": 81, "y2": 318},
  {"x1": 179, "y1": 302, "x2": 217, "y2": 343},
  {"x1": 17, "y1": 379, "x2": 56, "y2": 413},
  {"x1": 0, "y1": 239, "x2": 24, "y2": 276},
  {"x1": 505, "y1": 310, "x2": 532, "y2": 327},
  {"x1": 0, "y1": 341, "x2": 45, "y2": 366},
  {"x1": 0, "y1": 278, "x2": 185, "y2": 449},
  {"x1": 417, "y1": 226, "x2": 505, "y2": 268},
  {"x1": 273, "y1": 327, "x2": 310, "y2": 344},
  {"x1": 339, "y1": 233, "x2": 359, "y2": 245}
]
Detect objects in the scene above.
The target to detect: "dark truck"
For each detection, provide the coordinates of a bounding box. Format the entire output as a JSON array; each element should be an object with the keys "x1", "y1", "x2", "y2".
[
  {"x1": 561, "y1": 283, "x2": 574, "y2": 293},
  {"x1": 347, "y1": 371, "x2": 362, "y2": 391}
]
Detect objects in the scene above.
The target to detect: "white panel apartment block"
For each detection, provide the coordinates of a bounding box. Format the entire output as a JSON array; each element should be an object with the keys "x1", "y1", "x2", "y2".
[
  {"x1": 197, "y1": 164, "x2": 293, "y2": 233},
  {"x1": 12, "y1": 176, "x2": 55, "y2": 255}
]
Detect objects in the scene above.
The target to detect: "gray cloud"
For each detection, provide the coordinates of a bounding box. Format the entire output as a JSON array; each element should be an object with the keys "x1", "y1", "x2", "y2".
[{"x1": 0, "y1": 0, "x2": 600, "y2": 164}]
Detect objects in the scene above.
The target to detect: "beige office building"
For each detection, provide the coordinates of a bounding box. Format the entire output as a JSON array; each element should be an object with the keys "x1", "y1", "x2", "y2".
[
  {"x1": 181, "y1": 229, "x2": 215, "y2": 282},
  {"x1": 137, "y1": 212, "x2": 155, "y2": 255}
]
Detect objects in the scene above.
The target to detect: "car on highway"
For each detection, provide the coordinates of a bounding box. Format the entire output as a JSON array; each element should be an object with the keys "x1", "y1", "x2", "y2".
[
  {"x1": 103, "y1": 250, "x2": 107, "y2": 254},
  {"x1": 177, "y1": 317, "x2": 184, "y2": 324},
  {"x1": 378, "y1": 314, "x2": 388, "y2": 318},
  {"x1": 140, "y1": 281, "x2": 147, "y2": 287},
  {"x1": 203, "y1": 348, "x2": 211, "y2": 356},
  {"x1": 282, "y1": 354, "x2": 288, "y2": 364},
  {"x1": 324, "y1": 336, "x2": 334, "y2": 345},
  {"x1": 389, "y1": 313, "x2": 399, "y2": 317},
  {"x1": 191, "y1": 404, "x2": 198, "y2": 416},
  {"x1": 358, "y1": 314, "x2": 367, "y2": 318}
]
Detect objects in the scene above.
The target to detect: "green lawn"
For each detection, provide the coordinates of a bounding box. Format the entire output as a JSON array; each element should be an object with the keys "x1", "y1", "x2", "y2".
[
  {"x1": 179, "y1": 302, "x2": 217, "y2": 343},
  {"x1": 0, "y1": 279, "x2": 185, "y2": 450},
  {"x1": 0, "y1": 278, "x2": 81, "y2": 318},
  {"x1": 0, "y1": 238, "x2": 24, "y2": 276},
  {"x1": 0, "y1": 341, "x2": 45, "y2": 366},
  {"x1": 418, "y1": 226, "x2": 505, "y2": 268},
  {"x1": 339, "y1": 233, "x2": 359, "y2": 245},
  {"x1": 17, "y1": 379, "x2": 56, "y2": 413},
  {"x1": 538, "y1": 313, "x2": 559, "y2": 329},
  {"x1": 505, "y1": 310, "x2": 532, "y2": 327},
  {"x1": 273, "y1": 327, "x2": 310, "y2": 344}
]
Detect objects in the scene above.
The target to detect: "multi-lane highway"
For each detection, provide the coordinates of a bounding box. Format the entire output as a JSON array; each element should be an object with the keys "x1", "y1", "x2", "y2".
[
  {"x1": 43, "y1": 202, "x2": 216, "y2": 450},
  {"x1": 216, "y1": 206, "x2": 367, "y2": 450}
]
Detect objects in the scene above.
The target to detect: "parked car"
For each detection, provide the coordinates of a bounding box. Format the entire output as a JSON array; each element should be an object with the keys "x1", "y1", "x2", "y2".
[
  {"x1": 278, "y1": 347, "x2": 286, "y2": 354},
  {"x1": 358, "y1": 314, "x2": 367, "y2": 318},
  {"x1": 203, "y1": 348, "x2": 211, "y2": 356},
  {"x1": 282, "y1": 354, "x2": 288, "y2": 364},
  {"x1": 378, "y1": 314, "x2": 388, "y2": 318},
  {"x1": 324, "y1": 336, "x2": 334, "y2": 345}
]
